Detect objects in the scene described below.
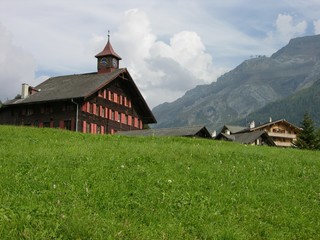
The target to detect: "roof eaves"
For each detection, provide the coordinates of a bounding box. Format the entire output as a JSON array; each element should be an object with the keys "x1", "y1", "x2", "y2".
[{"x1": 84, "y1": 69, "x2": 125, "y2": 99}]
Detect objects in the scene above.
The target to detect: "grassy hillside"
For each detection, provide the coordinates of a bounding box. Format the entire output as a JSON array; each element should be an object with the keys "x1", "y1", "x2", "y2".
[{"x1": 0, "y1": 126, "x2": 320, "y2": 239}]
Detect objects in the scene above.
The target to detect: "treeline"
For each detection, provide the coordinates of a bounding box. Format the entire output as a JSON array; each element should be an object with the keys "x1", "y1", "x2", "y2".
[
  {"x1": 238, "y1": 79, "x2": 320, "y2": 128},
  {"x1": 295, "y1": 113, "x2": 320, "y2": 151}
]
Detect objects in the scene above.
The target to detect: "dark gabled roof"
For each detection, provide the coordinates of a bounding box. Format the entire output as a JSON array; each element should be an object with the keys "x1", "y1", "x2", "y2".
[
  {"x1": 117, "y1": 125, "x2": 212, "y2": 139},
  {"x1": 6, "y1": 69, "x2": 124, "y2": 105},
  {"x1": 233, "y1": 131, "x2": 275, "y2": 146},
  {"x1": 215, "y1": 132, "x2": 235, "y2": 141},
  {"x1": 4, "y1": 68, "x2": 156, "y2": 124},
  {"x1": 222, "y1": 125, "x2": 247, "y2": 134},
  {"x1": 249, "y1": 119, "x2": 302, "y2": 132}
]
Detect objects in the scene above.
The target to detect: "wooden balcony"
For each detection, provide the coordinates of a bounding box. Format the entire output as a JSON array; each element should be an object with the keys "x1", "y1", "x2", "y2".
[
  {"x1": 274, "y1": 141, "x2": 293, "y2": 147},
  {"x1": 268, "y1": 132, "x2": 296, "y2": 139}
]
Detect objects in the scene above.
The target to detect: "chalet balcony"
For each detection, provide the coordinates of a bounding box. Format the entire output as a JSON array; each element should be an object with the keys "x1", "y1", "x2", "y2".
[
  {"x1": 267, "y1": 132, "x2": 296, "y2": 139},
  {"x1": 274, "y1": 141, "x2": 293, "y2": 147}
]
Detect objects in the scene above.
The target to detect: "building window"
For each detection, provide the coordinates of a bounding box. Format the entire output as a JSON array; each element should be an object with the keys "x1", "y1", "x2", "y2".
[
  {"x1": 101, "y1": 107, "x2": 105, "y2": 118},
  {"x1": 26, "y1": 108, "x2": 34, "y2": 116},
  {"x1": 89, "y1": 103, "x2": 93, "y2": 113},
  {"x1": 53, "y1": 121, "x2": 59, "y2": 128},
  {"x1": 124, "y1": 115, "x2": 128, "y2": 125},
  {"x1": 96, "y1": 105, "x2": 100, "y2": 116},
  {"x1": 43, "y1": 122, "x2": 50, "y2": 128},
  {"x1": 86, "y1": 122, "x2": 90, "y2": 133},
  {"x1": 64, "y1": 120, "x2": 72, "y2": 130},
  {"x1": 111, "y1": 110, "x2": 115, "y2": 120},
  {"x1": 97, "y1": 125, "x2": 101, "y2": 134}
]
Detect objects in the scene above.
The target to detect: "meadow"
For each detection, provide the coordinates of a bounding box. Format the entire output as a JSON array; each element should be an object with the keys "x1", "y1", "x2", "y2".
[{"x1": 0, "y1": 125, "x2": 319, "y2": 239}]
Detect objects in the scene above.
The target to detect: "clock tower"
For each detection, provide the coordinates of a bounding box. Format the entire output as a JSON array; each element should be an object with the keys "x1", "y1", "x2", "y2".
[{"x1": 95, "y1": 32, "x2": 122, "y2": 73}]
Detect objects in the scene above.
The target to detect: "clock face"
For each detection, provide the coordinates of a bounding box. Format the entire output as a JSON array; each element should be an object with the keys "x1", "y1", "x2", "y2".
[
  {"x1": 112, "y1": 58, "x2": 118, "y2": 68},
  {"x1": 100, "y1": 57, "x2": 107, "y2": 65}
]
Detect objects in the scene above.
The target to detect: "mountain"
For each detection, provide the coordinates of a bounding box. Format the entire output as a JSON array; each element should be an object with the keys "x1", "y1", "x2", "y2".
[
  {"x1": 152, "y1": 34, "x2": 320, "y2": 131},
  {"x1": 234, "y1": 79, "x2": 320, "y2": 128}
]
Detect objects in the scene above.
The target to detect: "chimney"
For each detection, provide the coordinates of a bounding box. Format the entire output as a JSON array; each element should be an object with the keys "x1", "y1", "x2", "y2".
[
  {"x1": 269, "y1": 117, "x2": 272, "y2": 123},
  {"x1": 249, "y1": 121, "x2": 255, "y2": 129},
  {"x1": 21, "y1": 83, "x2": 29, "y2": 99}
]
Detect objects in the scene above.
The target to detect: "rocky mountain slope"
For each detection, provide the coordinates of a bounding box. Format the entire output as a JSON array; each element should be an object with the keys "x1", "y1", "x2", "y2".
[
  {"x1": 152, "y1": 34, "x2": 320, "y2": 130},
  {"x1": 234, "y1": 79, "x2": 320, "y2": 128}
]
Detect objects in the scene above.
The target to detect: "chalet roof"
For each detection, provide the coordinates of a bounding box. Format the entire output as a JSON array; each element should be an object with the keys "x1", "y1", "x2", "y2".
[
  {"x1": 233, "y1": 131, "x2": 275, "y2": 145},
  {"x1": 215, "y1": 132, "x2": 235, "y2": 141},
  {"x1": 117, "y1": 125, "x2": 212, "y2": 139},
  {"x1": 223, "y1": 125, "x2": 247, "y2": 134},
  {"x1": 4, "y1": 68, "x2": 156, "y2": 123},
  {"x1": 249, "y1": 119, "x2": 302, "y2": 132},
  {"x1": 6, "y1": 69, "x2": 124, "y2": 105},
  {"x1": 95, "y1": 39, "x2": 122, "y2": 59}
]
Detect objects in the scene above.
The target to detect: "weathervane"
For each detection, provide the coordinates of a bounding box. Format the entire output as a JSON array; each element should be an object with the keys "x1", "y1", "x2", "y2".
[{"x1": 108, "y1": 30, "x2": 110, "y2": 41}]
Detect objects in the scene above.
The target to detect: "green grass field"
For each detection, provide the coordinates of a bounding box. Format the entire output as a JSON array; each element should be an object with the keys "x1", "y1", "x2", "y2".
[{"x1": 0, "y1": 126, "x2": 320, "y2": 239}]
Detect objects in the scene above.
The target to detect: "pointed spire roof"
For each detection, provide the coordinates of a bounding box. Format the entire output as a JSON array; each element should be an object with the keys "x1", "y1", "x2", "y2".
[{"x1": 95, "y1": 32, "x2": 122, "y2": 60}]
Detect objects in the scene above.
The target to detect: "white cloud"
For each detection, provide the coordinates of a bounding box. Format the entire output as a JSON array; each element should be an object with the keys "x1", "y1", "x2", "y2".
[
  {"x1": 97, "y1": 9, "x2": 226, "y2": 108},
  {"x1": 276, "y1": 14, "x2": 307, "y2": 38},
  {"x1": 313, "y1": 19, "x2": 320, "y2": 34},
  {"x1": 265, "y1": 14, "x2": 307, "y2": 47},
  {"x1": 0, "y1": 23, "x2": 36, "y2": 101}
]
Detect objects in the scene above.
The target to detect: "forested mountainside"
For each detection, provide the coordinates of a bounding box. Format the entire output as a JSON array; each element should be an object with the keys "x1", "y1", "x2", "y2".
[
  {"x1": 152, "y1": 34, "x2": 320, "y2": 130},
  {"x1": 234, "y1": 79, "x2": 320, "y2": 128}
]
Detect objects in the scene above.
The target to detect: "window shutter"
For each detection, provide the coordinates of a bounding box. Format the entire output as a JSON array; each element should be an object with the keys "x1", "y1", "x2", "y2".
[
  {"x1": 82, "y1": 102, "x2": 87, "y2": 112},
  {"x1": 86, "y1": 103, "x2": 90, "y2": 112},
  {"x1": 93, "y1": 103, "x2": 96, "y2": 115},
  {"x1": 83, "y1": 121, "x2": 87, "y2": 133},
  {"x1": 59, "y1": 120, "x2": 64, "y2": 129}
]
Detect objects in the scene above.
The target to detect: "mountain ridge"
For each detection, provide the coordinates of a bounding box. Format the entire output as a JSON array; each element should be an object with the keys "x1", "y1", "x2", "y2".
[{"x1": 152, "y1": 34, "x2": 320, "y2": 130}]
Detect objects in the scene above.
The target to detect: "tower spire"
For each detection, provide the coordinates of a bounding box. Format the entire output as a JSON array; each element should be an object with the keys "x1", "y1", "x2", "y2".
[{"x1": 95, "y1": 31, "x2": 121, "y2": 73}]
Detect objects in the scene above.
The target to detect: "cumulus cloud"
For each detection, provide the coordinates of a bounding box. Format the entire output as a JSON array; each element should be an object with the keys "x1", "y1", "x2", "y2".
[
  {"x1": 0, "y1": 23, "x2": 36, "y2": 102},
  {"x1": 265, "y1": 14, "x2": 307, "y2": 46},
  {"x1": 93, "y1": 9, "x2": 225, "y2": 108},
  {"x1": 314, "y1": 19, "x2": 320, "y2": 34}
]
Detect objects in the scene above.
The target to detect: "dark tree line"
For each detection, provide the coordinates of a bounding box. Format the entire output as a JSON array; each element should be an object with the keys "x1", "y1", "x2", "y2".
[{"x1": 295, "y1": 113, "x2": 320, "y2": 150}]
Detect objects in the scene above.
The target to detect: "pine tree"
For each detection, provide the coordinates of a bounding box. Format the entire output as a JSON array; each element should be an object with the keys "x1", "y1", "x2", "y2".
[
  {"x1": 315, "y1": 128, "x2": 320, "y2": 150},
  {"x1": 295, "y1": 113, "x2": 317, "y2": 150}
]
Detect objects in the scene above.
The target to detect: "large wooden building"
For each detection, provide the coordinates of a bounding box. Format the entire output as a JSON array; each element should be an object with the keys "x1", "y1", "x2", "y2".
[
  {"x1": 0, "y1": 36, "x2": 156, "y2": 134},
  {"x1": 216, "y1": 119, "x2": 301, "y2": 147}
]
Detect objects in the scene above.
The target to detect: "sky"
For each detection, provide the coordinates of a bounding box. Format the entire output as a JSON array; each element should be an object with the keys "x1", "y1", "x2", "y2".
[{"x1": 0, "y1": 0, "x2": 320, "y2": 108}]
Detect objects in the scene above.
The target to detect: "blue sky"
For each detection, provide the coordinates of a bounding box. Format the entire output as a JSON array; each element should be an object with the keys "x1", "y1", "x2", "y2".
[{"x1": 0, "y1": 0, "x2": 319, "y2": 107}]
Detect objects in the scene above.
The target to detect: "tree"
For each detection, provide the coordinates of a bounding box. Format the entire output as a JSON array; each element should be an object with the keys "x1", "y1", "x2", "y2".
[
  {"x1": 295, "y1": 113, "x2": 317, "y2": 150},
  {"x1": 315, "y1": 128, "x2": 320, "y2": 150}
]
